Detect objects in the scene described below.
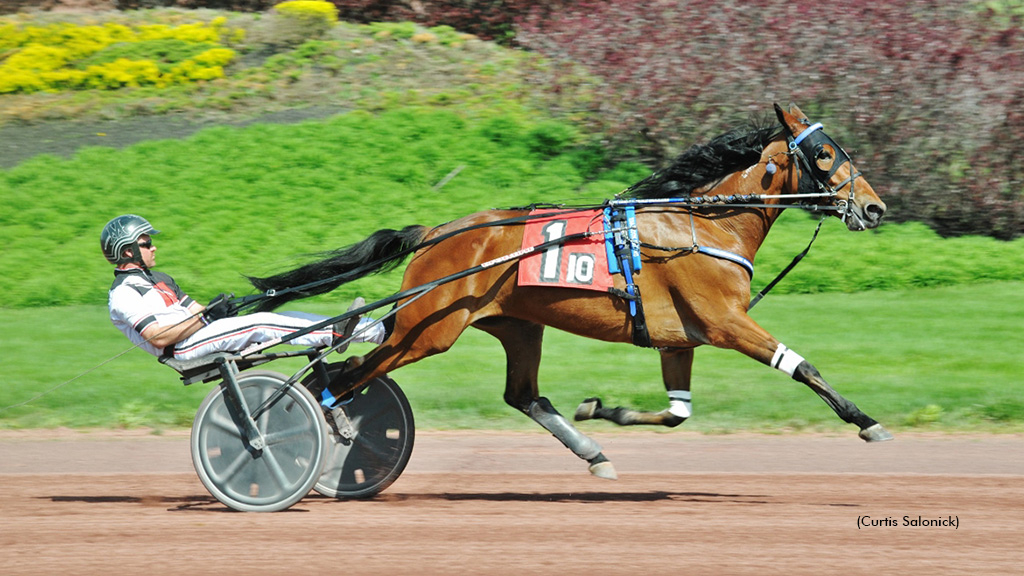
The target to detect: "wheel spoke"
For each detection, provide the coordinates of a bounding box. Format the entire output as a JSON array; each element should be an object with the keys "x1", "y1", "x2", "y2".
[
  {"x1": 263, "y1": 421, "x2": 317, "y2": 447},
  {"x1": 207, "y1": 406, "x2": 243, "y2": 436},
  {"x1": 249, "y1": 382, "x2": 277, "y2": 427},
  {"x1": 259, "y1": 447, "x2": 290, "y2": 492},
  {"x1": 341, "y1": 437, "x2": 392, "y2": 476},
  {"x1": 208, "y1": 445, "x2": 250, "y2": 484}
]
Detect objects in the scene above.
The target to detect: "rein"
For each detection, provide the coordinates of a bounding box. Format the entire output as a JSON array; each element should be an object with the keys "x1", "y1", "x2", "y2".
[{"x1": 234, "y1": 195, "x2": 836, "y2": 318}]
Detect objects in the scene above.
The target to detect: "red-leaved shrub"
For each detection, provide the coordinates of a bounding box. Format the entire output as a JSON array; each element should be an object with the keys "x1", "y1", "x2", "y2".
[{"x1": 513, "y1": 0, "x2": 1024, "y2": 238}]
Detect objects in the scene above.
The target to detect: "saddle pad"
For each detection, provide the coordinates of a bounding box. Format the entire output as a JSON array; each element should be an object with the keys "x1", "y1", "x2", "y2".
[{"x1": 517, "y1": 208, "x2": 614, "y2": 292}]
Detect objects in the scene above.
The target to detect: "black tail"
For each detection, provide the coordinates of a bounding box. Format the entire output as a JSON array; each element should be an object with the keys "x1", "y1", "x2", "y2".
[{"x1": 247, "y1": 225, "x2": 429, "y2": 311}]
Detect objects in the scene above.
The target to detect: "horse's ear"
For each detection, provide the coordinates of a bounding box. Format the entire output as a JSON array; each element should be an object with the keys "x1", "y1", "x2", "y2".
[
  {"x1": 774, "y1": 103, "x2": 787, "y2": 125},
  {"x1": 775, "y1": 102, "x2": 809, "y2": 131}
]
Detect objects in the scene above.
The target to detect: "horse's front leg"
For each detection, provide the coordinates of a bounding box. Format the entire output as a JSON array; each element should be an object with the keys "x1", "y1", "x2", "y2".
[
  {"x1": 574, "y1": 347, "x2": 695, "y2": 427},
  {"x1": 712, "y1": 316, "x2": 893, "y2": 442},
  {"x1": 787, "y1": 349, "x2": 894, "y2": 442}
]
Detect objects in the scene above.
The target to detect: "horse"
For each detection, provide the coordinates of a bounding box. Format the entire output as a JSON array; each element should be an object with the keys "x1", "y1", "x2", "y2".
[{"x1": 248, "y1": 103, "x2": 892, "y2": 479}]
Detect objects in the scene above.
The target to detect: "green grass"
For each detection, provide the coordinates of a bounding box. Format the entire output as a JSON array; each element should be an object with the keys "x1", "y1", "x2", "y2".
[{"x1": 2, "y1": 282, "x2": 1021, "y2": 433}]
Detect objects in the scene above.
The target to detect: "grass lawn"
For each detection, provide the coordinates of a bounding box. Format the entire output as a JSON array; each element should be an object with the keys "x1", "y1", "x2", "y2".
[{"x1": 2, "y1": 281, "x2": 1021, "y2": 434}]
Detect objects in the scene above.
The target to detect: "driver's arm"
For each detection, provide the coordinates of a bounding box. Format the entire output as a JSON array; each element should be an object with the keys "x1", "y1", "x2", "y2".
[{"x1": 140, "y1": 302, "x2": 208, "y2": 349}]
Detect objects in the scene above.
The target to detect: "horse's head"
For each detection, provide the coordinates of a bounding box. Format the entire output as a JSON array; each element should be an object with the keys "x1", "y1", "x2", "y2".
[{"x1": 774, "y1": 103, "x2": 885, "y2": 231}]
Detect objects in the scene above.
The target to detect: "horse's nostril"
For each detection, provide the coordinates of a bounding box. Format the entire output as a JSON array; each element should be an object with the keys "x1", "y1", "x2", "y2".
[{"x1": 865, "y1": 202, "x2": 885, "y2": 220}]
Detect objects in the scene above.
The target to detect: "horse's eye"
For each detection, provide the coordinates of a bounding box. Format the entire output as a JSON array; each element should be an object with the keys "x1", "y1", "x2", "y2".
[{"x1": 814, "y1": 145, "x2": 835, "y2": 170}]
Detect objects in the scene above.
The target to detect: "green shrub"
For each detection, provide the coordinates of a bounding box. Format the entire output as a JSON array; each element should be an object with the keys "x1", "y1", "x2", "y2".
[
  {"x1": 361, "y1": 21, "x2": 417, "y2": 40},
  {"x1": 526, "y1": 121, "x2": 577, "y2": 157},
  {"x1": 76, "y1": 39, "x2": 219, "y2": 72}
]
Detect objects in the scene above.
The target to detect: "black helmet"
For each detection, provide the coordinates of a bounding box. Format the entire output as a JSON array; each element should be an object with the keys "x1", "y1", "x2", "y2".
[{"x1": 100, "y1": 214, "x2": 160, "y2": 265}]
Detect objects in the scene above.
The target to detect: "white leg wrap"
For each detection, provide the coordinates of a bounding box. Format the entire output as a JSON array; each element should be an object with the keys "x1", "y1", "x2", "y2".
[
  {"x1": 772, "y1": 343, "x2": 806, "y2": 377},
  {"x1": 667, "y1": 389, "x2": 692, "y2": 419}
]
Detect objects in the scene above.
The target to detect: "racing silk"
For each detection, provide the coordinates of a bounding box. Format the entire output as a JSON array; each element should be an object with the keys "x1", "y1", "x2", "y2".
[{"x1": 108, "y1": 268, "x2": 197, "y2": 357}]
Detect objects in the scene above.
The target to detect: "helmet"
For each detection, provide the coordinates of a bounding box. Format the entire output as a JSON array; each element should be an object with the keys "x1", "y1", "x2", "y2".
[{"x1": 100, "y1": 214, "x2": 160, "y2": 265}]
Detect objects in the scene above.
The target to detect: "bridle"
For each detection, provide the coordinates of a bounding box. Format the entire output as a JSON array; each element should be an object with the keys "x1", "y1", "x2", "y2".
[{"x1": 786, "y1": 121, "x2": 862, "y2": 227}]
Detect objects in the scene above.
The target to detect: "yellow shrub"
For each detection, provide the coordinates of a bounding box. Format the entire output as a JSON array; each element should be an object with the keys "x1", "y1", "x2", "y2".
[
  {"x1": 0, "y1": 18, "x2": 239, "y2": 94},
  {"x1": 0, "y1": 43, "x2": 70, "y2": 93},
  {"x1": 37, "y1": 68, "x2": 88, "y2": 91},
  {"x1": 0, "y1": 69, "x2": 48, "y2": 94},
  {"x1": 174, "y1": 47, "x2": 233, "y2": 82},
  {"x1": 274, "y1": 1, "x2": 339, "y2": 23},
  {"x1": 192, "y1": 47, "x2": 234, "y2": 67},
  {"x1": 4, "y1": 43, "x2": 70, "y2": 72},
  {"x1": 82, "y1": 58, "x2": 162, "y2": 90},
  {"x1": 0, "y1": 23, "x2": 28, "y2": 51}
]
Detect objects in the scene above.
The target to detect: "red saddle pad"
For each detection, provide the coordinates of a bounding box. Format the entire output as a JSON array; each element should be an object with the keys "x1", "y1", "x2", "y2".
[{"x1": 517, "y1": 208, "x2": 613, "y2": 292}]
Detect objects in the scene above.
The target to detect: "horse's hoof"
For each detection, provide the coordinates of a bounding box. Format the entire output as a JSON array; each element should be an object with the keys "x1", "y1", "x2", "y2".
[
  {"x1": 574, "y1": 397, "x2": 601, "y2": 421},
  {"x1": 859, "y1": 423, "x2": 894, "y2": 442},
  {"x1": 588, "y1": 460, "x2": 618, "y2": 480}
]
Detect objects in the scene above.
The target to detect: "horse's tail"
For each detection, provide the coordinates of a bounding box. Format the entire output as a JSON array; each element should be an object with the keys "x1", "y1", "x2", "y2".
[{"x1": 247, "y1": 224, "x2": 429, "y2": 311}]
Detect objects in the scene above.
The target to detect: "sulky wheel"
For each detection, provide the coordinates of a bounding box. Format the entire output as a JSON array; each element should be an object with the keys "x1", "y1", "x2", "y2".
[
  {"x1": 302, "y1": 369, "x2": 415, "y2": 500},
  {"x1": 191, "y1": 370, "x2": 329, "y2": 512}
]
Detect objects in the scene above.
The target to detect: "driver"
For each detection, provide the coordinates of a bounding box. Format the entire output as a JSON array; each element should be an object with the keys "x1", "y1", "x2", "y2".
[{"x1": 101, "y1": 214, "x2": 385, "y2": 361}]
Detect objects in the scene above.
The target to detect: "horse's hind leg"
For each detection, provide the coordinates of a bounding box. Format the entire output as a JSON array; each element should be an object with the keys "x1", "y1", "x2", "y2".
[
  {"x1": 474, "y1": 317, "x2": 617, "y2": 480},
  {"x1": 575, "y1": 347, "x2": 695, "y2": 427},
  {"x1": 328, "y1": 298, "x2": 471, "y2": 398}
]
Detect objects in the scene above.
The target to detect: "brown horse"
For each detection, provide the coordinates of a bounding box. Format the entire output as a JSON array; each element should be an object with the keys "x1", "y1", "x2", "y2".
[{"x1": 250, "y1": 104, "x2": 892, "y2": 479}]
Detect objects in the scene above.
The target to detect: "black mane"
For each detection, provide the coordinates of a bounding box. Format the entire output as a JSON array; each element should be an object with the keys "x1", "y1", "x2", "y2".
[{"x1": 622, "y1": 119, "x2": 786, "y2": 199}]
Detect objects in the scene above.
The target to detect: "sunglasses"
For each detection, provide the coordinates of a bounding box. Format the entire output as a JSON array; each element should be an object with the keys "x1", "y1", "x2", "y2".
[{"x1": 137, "y1": 240, "x2": 154, "y2": 249}]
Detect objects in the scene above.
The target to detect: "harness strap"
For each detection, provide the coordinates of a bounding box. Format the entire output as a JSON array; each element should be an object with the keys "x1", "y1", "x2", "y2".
[
  {"x1": 604, "y1": 206, "x2": 652, "y2": 348},
  {"x1": 790, "y1": 122, "x2": 823, "y2": 149},
  {"x1": 695, "y1": 246, "x2": 754, "y2": 278},
  {"x1": 748, "y1": 216, "x2": 825, "y2": 310}
]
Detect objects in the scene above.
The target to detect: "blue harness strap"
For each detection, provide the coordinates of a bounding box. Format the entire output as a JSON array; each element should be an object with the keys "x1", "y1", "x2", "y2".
[
  {"x1": 604, "y1": 206, "x2": 642, "y2": 274},
  {"x1": 603, "y1": 205, "x2": 651, "y2": 347},
  {"x1": 625, "y1": 207, "x2": 641, "y2": 270}
]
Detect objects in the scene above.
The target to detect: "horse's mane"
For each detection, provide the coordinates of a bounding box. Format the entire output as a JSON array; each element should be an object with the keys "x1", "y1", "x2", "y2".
[{"x1": 622, "y1": 117, "x2": 786, "y2": 199}]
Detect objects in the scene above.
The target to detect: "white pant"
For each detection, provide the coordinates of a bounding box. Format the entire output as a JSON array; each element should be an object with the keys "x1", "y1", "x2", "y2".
[{"x1": 171, "y1": 312, "x2": 384, "y2": 360}]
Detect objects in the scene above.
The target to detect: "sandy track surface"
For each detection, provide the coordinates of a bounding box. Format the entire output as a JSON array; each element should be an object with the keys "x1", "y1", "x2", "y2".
[{"x1": 2, "y1": 430, "x2": 1022, "y2": 575}]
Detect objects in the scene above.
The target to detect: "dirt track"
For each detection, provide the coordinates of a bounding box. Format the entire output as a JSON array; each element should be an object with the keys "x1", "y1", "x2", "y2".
[{"x1": 1, "y1": 430, "x2": 1021, "y2": 575}]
